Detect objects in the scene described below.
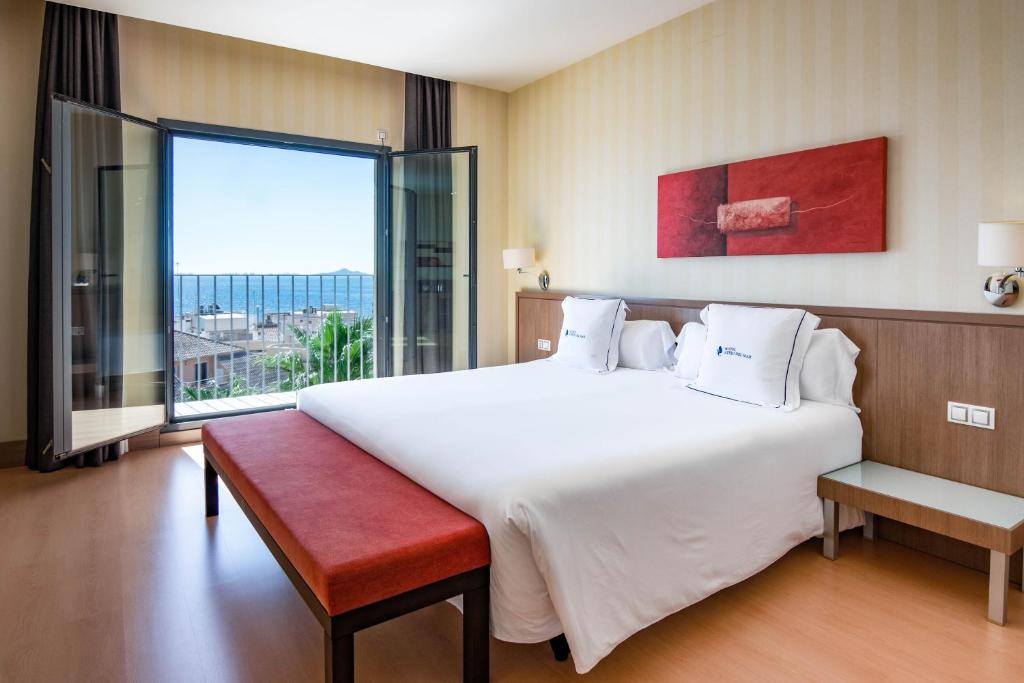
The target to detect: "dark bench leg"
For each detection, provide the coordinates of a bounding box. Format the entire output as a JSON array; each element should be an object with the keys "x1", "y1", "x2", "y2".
[
  {"x1": 325, "y1": 631, "x2": 354, "y2": 683},
  {"x1": 549, "y1": 633, "x2": 570, "y2": 662},
  {"x1": 463, "y1": 579, "x2": 490, "y2": 682},
  {"x1": 204, "y1": 456, "x2": 219, "y2": 517}
]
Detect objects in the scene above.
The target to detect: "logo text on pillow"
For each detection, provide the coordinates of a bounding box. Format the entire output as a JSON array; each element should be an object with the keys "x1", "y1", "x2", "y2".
[{"x1": 718, "y1": 346, "x2": 751, "y2": 360}]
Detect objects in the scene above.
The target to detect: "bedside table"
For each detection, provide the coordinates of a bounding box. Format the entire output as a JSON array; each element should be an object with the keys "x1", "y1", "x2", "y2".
[{"x1": 818, "y1": 460, "x2": 1024, "y2": 625}]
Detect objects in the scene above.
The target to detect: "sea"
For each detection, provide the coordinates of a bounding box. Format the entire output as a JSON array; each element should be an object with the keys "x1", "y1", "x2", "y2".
[{"x1": 173, "y1": 273, "x2": 375, "y2": 319}]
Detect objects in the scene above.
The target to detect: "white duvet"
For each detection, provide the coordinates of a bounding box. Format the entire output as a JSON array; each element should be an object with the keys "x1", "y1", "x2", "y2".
[{"x1": 297, "y1": 361, "x2": 862, "y2": 673}]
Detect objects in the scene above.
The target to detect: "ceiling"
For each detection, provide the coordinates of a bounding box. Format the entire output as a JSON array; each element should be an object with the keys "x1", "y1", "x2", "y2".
[{"x1": 68, "y1": 0, "x2": 712, "y2": 92}]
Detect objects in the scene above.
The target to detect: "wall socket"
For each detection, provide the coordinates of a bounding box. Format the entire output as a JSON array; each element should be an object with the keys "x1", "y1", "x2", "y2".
[
  {"x1": 947, "y1": 401, "x2": 995, "y2": 430},
  {"x1": 537, "y1": 338, "x2": 552, "y2": 352}
]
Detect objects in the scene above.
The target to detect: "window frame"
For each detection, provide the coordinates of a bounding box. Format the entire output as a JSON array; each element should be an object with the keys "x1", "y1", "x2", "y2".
[{"x1": 159, "y1": 120, "x2": 391, "y2": 427}]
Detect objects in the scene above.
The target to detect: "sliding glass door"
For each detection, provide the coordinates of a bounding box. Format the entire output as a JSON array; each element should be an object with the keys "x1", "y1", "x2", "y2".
[
  {"x1": 388, "y1": 148, "x2": 476, "y2": 376},
  {"x1": 51, "y1": 97, "x2": 168, "y2": 457}
]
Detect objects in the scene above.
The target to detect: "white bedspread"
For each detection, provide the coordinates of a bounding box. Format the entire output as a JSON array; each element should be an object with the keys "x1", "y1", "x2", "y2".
[{"x1": 297, "y1": 361, "x2": 862, "y2": 673}]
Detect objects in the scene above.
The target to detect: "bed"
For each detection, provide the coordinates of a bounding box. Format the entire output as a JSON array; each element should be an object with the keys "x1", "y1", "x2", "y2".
[{"x1": 297, "y1": 360, "x2": 862, "y2": 673}]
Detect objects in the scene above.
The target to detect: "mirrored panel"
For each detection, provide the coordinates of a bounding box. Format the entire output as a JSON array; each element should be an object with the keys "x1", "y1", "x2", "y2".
[{"x1": 54, "y1": 100, "x2": 166, "y2": 455}]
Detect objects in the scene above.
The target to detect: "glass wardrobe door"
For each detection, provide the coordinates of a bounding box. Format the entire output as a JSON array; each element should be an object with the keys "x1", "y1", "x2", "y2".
[
  {"x1": 53, "y1": 99, "x2": 167, "y2": 457},
  {"x1": 389, "y1": 149, "x2": 476, "y2": 376}
]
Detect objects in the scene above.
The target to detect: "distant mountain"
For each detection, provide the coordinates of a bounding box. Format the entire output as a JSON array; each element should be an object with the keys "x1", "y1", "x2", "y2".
[{"x1": 324, "y1": 268, "x2": 371, "y2": 276}]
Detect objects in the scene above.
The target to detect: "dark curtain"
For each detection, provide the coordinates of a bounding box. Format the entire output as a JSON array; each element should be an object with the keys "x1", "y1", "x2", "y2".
[
  {"x1": 402, "y1": 74, "x2": 453, "y2": 374},
  {"x1": 404, "y1": 74, "x2": 451, "y2": 151},
  {"x1": 27, "y1": 2, "x2": 120, "y2": 471}
]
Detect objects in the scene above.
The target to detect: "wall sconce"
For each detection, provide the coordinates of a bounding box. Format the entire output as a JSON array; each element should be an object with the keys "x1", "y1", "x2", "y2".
[
  {"x1": 978, "y1": 221, "x2": 1024, "y2": 307},
  {"x1": 503, "y1": 247, "x2": 550, "y2": 291}
]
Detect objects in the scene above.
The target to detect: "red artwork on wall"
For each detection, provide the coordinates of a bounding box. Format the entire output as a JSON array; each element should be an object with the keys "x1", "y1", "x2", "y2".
[{"x1": 657, "y1": 137, "x2": 887, "y2": 257}]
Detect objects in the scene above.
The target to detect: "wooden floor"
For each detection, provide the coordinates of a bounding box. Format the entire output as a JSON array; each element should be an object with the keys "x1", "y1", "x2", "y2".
[{"x1": 1, "y1": 445, "x2": 1022, "y2": 682}]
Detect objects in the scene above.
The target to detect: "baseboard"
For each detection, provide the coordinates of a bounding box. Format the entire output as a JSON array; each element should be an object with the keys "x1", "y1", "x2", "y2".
[
  {"x1": 127, "y1": 429, "x2": 161, "y2": 452},
  {"x1": 159, "y1": 428, "x2": 201, "y2": 447},
  {"x1": 126, "y1": 426, "x2": 201, "y2": 453},
  {"x1": 0, "y1": 440, "x2": 26, "y2": 468}
]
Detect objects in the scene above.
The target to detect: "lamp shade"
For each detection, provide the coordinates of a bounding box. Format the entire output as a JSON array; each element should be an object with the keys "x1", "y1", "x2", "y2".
[
  {"x1": 503, "y1": 247, "x2": 536, "y2": 270},
  {"x1": 978, "y1": 221, "x2": 1024, "y2": 267}
]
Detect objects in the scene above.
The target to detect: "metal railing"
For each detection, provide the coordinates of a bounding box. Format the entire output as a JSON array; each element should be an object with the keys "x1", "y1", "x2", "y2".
[{"x1": 172, "y1": 273, "x2": 375, "y2": 407}]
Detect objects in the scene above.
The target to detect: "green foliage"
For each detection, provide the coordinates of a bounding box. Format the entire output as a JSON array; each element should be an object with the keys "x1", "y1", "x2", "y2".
[
  {"x1": 257, "y1": 312, "x2": 374, "y2": 392},
  {"x1": 182, "y1": 375, "x2": 257, "y2": 402}
]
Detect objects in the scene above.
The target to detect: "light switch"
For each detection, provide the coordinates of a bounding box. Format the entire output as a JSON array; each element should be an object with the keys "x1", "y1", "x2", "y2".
[
  {"x1": 970, "y1": 406, "x2": 995, "y2": 430},
  {"x1": 948, "y1": 401, "x2": 995, "y2": 430},
  {"x1": 947, "y1": 402, "x2": 969, "y2": 424},
  {"x1": 537, "y1": 338, "x2": 552, "y2": 352}
]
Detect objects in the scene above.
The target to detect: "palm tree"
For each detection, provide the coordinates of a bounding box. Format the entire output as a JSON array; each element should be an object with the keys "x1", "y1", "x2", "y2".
[{"x1": 258, "y1": 312, "x2": 374, "y2": 391}]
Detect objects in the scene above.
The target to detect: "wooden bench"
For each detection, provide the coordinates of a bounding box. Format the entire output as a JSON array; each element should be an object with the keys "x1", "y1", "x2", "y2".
[
  {"x1": 202, "y1": 410, "x2": 491, "y2": 682},
  {"x1": 819, "y1": 460, "x2": 1024, "y2": 625}
]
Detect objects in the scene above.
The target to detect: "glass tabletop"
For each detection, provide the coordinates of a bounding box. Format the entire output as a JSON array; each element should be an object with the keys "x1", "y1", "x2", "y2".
[{"x1": 822, "y1": 461, "x2": 1024, "y2": 530}]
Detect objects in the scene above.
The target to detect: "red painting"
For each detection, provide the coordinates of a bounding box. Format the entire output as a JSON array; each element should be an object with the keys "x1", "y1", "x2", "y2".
[{"x1": 657, "y1": 137, "x2": 887, "y2": 257}]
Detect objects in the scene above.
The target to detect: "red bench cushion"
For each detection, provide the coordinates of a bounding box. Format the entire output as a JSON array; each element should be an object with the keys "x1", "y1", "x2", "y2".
[{"x1": 202, "y1": 410, "x2": 489, "y2": 616}]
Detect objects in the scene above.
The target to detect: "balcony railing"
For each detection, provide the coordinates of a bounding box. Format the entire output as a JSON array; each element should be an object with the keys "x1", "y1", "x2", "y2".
[{"x1": 172, "y1": 273, "x2": 374, "y2": 415}]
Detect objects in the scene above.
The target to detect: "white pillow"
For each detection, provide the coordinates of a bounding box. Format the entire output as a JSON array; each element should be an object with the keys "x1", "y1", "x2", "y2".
[
  {"x1": 672, "y1": 322, "x2": 706, "y2": 380},
  {"x1": 551, "y1": 296, "x2": 627, "y2": 373},
  {"x1": 618, "y1": 320, "x2": 676, "y2": 370},
  {"x1": 800, "y1": 328, "x2": 860, "y2": 412},
  {"x1": 689, "y1": 304, "x2": 820, "y2": 410}
]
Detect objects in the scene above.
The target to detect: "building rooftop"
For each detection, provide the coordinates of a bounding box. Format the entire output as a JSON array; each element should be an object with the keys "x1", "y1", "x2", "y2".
[{"x1": 173, "y1": 330, "x2": 240, "y2": 361}]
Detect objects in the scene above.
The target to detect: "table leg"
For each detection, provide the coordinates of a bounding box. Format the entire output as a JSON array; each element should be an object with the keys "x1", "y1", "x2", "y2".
[
  {"x1": 325, "y1": 630, "x2": 354, "y2": 683},
  {"x1": 988, "y1": 549, "x2": 1009, "y2": 625},
  {"x1": 204, "y1": 455, "x2": 219, "y2": 518},
  {"x1": 463, "y1": 577, "x2": 490, "y2": 682},
  {"x1": 823, "y1": 499, "x2": 839, "y2": 560},
  {"x1": 863, "y1": 512, "x2": 875, "y2": 541}
]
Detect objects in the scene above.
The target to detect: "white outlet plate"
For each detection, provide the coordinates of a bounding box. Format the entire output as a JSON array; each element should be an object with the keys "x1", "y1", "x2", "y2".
[
  {"x1": 947, "y1": 401, "x2": 995, "y2": 430},
  {"x1": 537, "y1": 338, "x2": 551, "y2": 352}
]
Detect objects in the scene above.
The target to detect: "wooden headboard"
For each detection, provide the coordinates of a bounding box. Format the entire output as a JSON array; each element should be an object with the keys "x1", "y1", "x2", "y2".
[{"x1": 517, "y1": 290, "x2": 1024, "y2": 577}]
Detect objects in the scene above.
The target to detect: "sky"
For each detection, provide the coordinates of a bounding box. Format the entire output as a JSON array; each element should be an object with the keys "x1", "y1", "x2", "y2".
[{"x1": 172, "y1": 137, "x2": 376, "y2": 274}]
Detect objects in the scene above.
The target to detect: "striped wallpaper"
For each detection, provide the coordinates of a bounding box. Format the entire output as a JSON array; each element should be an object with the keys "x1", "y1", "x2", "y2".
[
  {"x1": 455, "y1": 84, "x2": 510, "y2": 367},
  {"x1": 120, "y1": 18, "x2": 406, "y2": 148},
  {"x1": 119, "y1": 17, "x2": 511, "y2": 368},
  {"x1": 508, "y1": 0, "x2": 1024, "y2": 357},
  {"x1": 0, "y1": 0, "x2": 43, "y2": 444}
]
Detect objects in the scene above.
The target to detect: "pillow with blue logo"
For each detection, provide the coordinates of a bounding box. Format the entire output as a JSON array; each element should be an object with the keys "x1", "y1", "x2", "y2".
[
  {"x1": 551, "y1": 296, "x2": 627, "y2": 373},
  {"x1": 689, "y1": 304, "x2": 820, "y2": 410}
]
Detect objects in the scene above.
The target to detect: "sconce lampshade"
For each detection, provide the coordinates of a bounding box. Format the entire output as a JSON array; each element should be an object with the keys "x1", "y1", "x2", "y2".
[
  {"x1": 978, "y1": 221, "x2": 1024, "y2": 267},
  {"x1": 503, "y1": 247, "x2": 536, "y2": 270}
]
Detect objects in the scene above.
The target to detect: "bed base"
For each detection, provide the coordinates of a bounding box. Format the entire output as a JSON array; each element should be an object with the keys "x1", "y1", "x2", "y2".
[
  {"x1": 549, "y1": 634, "x2": 571, "y2": 662},
  {"x1": 204, "y1": 449, "x2": 490, "y2": 683}
]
